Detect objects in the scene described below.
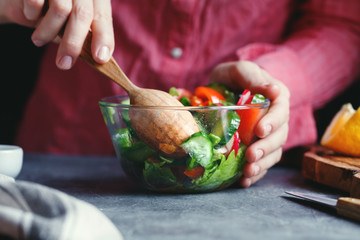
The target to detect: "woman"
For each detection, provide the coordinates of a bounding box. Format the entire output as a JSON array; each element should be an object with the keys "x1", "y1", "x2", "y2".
[{"x1": 1, "y1": 0, "x2": 359, "y2": 187}]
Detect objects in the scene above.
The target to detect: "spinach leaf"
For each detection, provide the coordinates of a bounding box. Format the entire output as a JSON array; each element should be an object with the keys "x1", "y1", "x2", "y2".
[
  {"x1": 143, "y1": 161, "x2": 178, "y2": 189},
  {"x1": 193, "y1": 143, "x2": 247, "y2": 191}
]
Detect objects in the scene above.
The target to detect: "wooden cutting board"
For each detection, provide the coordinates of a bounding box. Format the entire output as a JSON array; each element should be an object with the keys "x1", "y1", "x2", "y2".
[{"x1": 302, "y1": 145, "x2": 360, "y2": 198}]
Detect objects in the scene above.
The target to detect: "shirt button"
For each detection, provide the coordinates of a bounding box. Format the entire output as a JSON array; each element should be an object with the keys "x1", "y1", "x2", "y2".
[{"x1": 170, "y1": 47, "x2": 183, "y2": 59}]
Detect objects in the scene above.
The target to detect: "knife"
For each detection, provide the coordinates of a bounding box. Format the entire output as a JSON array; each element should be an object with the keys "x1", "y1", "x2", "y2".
[{"x1": 285, "y1": 191, "x2": 360, "y2": 222}]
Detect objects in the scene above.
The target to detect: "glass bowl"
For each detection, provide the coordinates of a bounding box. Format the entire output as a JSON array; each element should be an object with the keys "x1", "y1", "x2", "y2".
[{"x1": 99, "y1": 95, "x2": 269, "y2": 193}]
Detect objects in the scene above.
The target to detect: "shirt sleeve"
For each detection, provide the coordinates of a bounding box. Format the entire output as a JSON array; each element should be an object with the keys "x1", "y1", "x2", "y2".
[{"x1": 236, "y1": 0, "x2": 360, "y2": 150}]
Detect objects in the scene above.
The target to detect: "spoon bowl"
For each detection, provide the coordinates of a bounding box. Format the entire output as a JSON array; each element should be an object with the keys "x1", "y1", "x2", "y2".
[
  {"x1": 80, "y1": 33, "x2": 199, "y2": 156},
  {"x1": 128, "y1": 88, "x2": 199, "y2": 156}
]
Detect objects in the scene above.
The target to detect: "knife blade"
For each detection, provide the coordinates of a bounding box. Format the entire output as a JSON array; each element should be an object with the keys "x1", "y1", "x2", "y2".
[{"x1": 285, "y1": 191, "x2": 360, "y2": 222}]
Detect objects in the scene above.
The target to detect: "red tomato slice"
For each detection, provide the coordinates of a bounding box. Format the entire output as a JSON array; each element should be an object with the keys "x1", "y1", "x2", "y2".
[
  {"x1": 184, "y1": 166, "x2": 205, "y2": 179},
  {"x1": 194, "y1": 86, "x2": 225, "y2": 104}
]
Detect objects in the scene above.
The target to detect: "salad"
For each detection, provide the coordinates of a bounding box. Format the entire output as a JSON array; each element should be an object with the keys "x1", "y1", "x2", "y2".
[{"x1": 101, "y1": 83, "x2": 268, "y2": 192}]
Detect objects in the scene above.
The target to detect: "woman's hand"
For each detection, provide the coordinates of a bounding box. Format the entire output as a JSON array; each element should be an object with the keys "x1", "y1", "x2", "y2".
[
  {"x1": 210, "y1": 61, "x2": 290, "y2": 187},
  {"x1": 0, "y1": 0, "x2": 114, "y2": 70}
]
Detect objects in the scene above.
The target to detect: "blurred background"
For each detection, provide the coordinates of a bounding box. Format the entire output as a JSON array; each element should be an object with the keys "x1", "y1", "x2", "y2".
[
  {"x1": 0, "y1": 24, "x2": 359, "y2": 147},
  {"x1": 0, "y1": 24, "x2": 44, "y2": 145}
]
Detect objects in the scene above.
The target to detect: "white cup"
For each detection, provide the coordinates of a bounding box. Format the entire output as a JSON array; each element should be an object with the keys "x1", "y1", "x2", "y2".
[{"x1": 0, "y1": 145, "x2": 23, "y2": 178}]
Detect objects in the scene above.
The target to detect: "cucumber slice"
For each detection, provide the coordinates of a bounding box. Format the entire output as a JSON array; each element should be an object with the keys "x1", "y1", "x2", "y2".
[
  {"x1": 115, "y1": 128, "x2": 132, "y2": 148},
  {"x1": 211, "y1": 110, "x2": 240, "y2": 145},
  {"x1": 120, "y1": 98, "x2": 131, "y2": 125},
  {"x1": 181, "y1": 132, "x2": 213, "y2": 168},
  {"x1": 251, "y1": 94, "x2": 266, "y2": 104},
  {"x1": 208, "y1": 133, "x2": 221, "y2": 146},
  {"x1": 186, "y1": 157, "x2": 199, "y2": 170},
  {"x1": 119, "y1": 98, "x2": 139, "y2": 137}
]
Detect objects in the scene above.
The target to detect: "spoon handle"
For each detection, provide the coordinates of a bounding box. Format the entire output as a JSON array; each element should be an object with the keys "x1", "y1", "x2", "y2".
[{"x1": 80, "y1": 32, "x2": 136, "y2": 93}]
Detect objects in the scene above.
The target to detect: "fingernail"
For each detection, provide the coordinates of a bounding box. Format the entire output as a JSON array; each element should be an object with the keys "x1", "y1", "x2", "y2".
[
  {"x1": 97, "y1": 46, "x2": 110, "y2": 62},
  {"x1": 263, "y1": 124, "x2": 272, "y2": 137},
  {"x1": 255, "y1": 149, "x2": 264, "y2": 161},
  {"x1": 33, "y1": 39, "x2": 46, "y2": 47},
  {"x1": 58, "y1": 56, "x2": 73, "y2": 70}
]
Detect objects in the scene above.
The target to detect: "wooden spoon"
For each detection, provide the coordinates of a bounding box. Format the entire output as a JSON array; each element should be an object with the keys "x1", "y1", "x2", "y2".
[{"x1": 80, "y1": 33, "x2": 200, "y2": 157}]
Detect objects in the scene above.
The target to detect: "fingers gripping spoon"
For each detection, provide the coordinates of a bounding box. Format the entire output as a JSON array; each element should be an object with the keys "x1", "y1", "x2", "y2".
[{"x1": 80, "y1": 33, "x2": 199, "y2": 157}]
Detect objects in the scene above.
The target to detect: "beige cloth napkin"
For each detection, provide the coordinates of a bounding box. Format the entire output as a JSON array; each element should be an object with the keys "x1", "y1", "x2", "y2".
[{"x1": 0, "y1": 174, "x2": 123, "y2": 240}]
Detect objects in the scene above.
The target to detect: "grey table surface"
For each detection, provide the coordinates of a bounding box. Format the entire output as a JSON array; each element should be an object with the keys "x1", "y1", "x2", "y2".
[{"x1": 17, "y1": 153, "x2": 359, "y2": 240}]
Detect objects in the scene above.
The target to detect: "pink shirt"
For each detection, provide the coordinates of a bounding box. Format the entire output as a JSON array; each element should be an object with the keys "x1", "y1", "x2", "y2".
[{"x1": 16, "y1": 0, "x2": 360, "y2": 155}]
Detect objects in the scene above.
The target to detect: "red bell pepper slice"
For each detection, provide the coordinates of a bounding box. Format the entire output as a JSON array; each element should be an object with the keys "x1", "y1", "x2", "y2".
[
  {"x1": 190, "y1": 96, "x2": 204, "y2": 106},
  {"x1": 231, "y1": 131, "x2": 240, "y2": 156},
  {"x1": 245, "y1": 95, "x2": 254, "y2": 104},
  {"x1": 236, "y1": 89, "x2": 251, "y2": 105},
  {"x1": 184, "y1": 166, "x2": 205, "y2": 179},
  {"x1": 194, "y1": 86, "x2": 225, "y2": 105},
  {"x1": 236, "y1": 89, "x2": 265, "y2": 146},
  {"x1": 236, "y1": 108, "x2": 263, "y2": 146}
]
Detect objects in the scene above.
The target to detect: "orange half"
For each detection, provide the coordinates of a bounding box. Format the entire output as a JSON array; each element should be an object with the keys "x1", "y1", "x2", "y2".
[{"x1": 320, "y1": 103, "x2": 360, "y2": 156}]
